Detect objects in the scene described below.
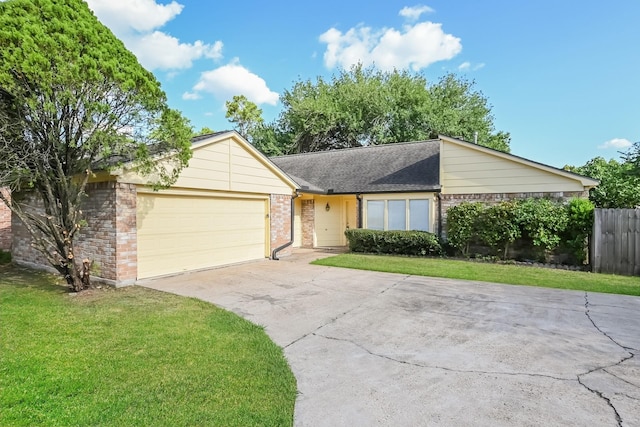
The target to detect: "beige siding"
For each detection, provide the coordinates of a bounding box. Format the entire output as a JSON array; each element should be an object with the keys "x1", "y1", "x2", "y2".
[
  {"x1": 441, "y1": 141, "x2": 586, "y2": 194},
  {"x1": 120, "y1": 135, "x2": 294, "y2": 195},
  {"x1": 137, "y1": 193, "x2": 267, "y2": 279}
]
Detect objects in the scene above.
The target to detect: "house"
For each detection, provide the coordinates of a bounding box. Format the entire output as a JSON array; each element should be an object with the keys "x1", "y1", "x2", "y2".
[
  {"x1": 11, "y1": 131, "x2": 297, "y2": 285},
  {"x1": 8, "y1": 132, "x2": 598, "y2": 285},
  {"x1": 271, "y1": 135, "x2": 598, "y2": 248}
]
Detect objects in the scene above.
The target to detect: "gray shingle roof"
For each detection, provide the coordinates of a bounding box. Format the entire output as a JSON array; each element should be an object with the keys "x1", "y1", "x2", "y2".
[{"x1": 271, "y1": 140, "x2": 441, "y2": 194}]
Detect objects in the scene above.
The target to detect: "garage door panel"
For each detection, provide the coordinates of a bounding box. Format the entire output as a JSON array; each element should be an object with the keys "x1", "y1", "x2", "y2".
[{"x1": 137, "y1": 194, "x2": 267, "y2": 279}]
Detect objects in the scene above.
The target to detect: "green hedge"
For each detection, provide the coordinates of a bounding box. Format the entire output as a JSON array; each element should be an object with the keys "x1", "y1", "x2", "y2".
[{"x1": 344, "y1": 229, "x2": 442, "y2": 256}]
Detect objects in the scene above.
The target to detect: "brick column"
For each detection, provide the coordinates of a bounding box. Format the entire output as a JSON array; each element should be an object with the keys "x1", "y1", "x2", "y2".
[
  {"x1": 0, "y1": 188, "x2": 11, "y2": 250},
  {"x1": 301, "y1": 199, "x2": 315, "y2": 248},
  {"x1": 270, "y1": 194, "x2": 292, "y2": 257},
  {"x1": 114, "y1": 183, "x2": 137, "y2": 284}
]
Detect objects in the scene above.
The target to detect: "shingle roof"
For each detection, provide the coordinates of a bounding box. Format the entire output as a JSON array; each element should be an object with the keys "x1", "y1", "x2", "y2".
[{"x1": 271, "y1": 140, "x2": 441, "y2": 194}]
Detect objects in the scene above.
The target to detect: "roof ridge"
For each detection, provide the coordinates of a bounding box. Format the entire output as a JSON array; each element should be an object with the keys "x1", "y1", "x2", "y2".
[{"x1": 271, "y1": 139, "x2": 439, "y2": 159}]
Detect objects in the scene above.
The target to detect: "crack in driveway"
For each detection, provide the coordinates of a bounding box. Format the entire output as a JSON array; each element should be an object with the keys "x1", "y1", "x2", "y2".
[{"x1": 577, "y1": 292, "x2": 636, "y2": 427}]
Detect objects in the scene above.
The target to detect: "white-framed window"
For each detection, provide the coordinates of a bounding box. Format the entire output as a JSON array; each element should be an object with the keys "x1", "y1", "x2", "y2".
[{"x1": 366, "y1": 198, "x2": 431, "y2": 232}]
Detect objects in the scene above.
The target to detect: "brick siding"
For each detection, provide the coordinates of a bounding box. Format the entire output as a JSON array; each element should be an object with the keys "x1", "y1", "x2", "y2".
[
  {"x1": 270, "y1": 194, "x2": 293, "y2": 257},
  {"x1": 0, "y1": 188, "x2": 11, "y2": 250},
  {"x1": 12, "y1": 182, "x2": 138, "y2": 285},
  {"x1": 301, "y1": 199, "x2": 315, "y2": 247}
]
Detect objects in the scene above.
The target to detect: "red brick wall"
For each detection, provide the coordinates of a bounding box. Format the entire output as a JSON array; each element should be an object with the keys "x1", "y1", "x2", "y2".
[
  {"x1": 301, "y1": 199, "x2": 315, "y2": 248},
  {"x1": 0, "y1": 188, "x2": 11, "y2": 250},
  {"x1": 11, "y1": 182, "x2": 138, "y2": 285},
  {"x1": 270, "y1": 194, "x2": 292, "y2": 257}
]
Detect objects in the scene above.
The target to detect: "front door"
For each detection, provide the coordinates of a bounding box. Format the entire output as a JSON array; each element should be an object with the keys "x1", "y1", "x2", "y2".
[{"x1": 314, "y1": 196, "x2": 343, "y2": 246}]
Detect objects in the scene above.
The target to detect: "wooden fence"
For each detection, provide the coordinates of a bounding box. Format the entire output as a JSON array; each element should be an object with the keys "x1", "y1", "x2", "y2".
[{"x1": 591, "y1": 209, "x2": 640, "y2": 276}]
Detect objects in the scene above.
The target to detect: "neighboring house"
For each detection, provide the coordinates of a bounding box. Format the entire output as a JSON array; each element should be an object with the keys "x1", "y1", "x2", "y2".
[
  {"x1": 11, "y1": 131, "x2": 297, "y2": 285},
  {"x1": 9, "y1": 132, "x2": 598, "y2": 285},
  {"x1": 271, "y1": 135, "x2": 599, "y2": 248}
]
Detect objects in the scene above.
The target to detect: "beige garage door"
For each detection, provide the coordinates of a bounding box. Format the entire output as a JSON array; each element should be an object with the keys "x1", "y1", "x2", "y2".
[{"x1": 137, "y1": 194, "x2": 267, "y2": 279}]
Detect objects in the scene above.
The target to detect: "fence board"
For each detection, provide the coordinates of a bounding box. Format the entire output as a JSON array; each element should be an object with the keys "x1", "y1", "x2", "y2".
[{"x1": 592, "y1": 209, "x2": 640, "y2": 276}]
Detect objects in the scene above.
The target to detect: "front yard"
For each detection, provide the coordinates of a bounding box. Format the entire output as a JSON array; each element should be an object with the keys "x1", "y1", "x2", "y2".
[
  {"x1": 0, "y1": 265, "x2": 296, "y2": 427},
  {"x1": 313, "y1": 254, "x2": 640, "y2": 296}
]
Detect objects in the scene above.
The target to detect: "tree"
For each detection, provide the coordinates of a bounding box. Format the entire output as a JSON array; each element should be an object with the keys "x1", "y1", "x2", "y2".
[
  {"x1": 257, "y1": 65, "x2": 509, "y2": 154},
  {"x1": 565, "y1": 157, "x2": 640, "y2": 208},
  {"x1": 622, "y1": 141, "x2": 640, "y2": 176},
  {"x1": 193, "y1": 126, "x2": 216, "y2": 137},
  {"x1": 0, "y1": 0, "x2": 193, "y2": 291},
  {"x1": 225, "y1": 95, "x2": 264, "y2": 139}
]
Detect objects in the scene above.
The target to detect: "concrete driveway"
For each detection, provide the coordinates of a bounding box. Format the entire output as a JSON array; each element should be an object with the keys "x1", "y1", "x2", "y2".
[{"x1": 141, "y1": 249, "x2": 640, "y2": 427}]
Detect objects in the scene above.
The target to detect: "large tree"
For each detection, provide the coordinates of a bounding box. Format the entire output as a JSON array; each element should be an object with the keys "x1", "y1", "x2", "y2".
[
  {"x1": 256, "y1": 65, "x2": 509, "y2": 154},
  {"x1": 0, "y1": 0, "x2": 192, "y2": 291},
  {"x1": 225, "y1": 95, "x2": 264, "y2": 140},
  {"x1": 565, "y1": 157, "x2": 640, "y2": 208}
]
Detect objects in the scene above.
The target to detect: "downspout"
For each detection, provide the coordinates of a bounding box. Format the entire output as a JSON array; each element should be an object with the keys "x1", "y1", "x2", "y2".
[
  {"x1": 271, "y1": 191, "x2": 300, "y2": 260},
  {"x1": 356, "y1": 193, "x2": 363, "y2": 228},
  {"x1": 437, "y1": 192, "x2": 443, "y2": 240}
]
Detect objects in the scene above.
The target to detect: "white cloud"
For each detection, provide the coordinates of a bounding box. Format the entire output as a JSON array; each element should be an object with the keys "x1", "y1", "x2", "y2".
[
  {"x1": 182, "y1": 91, "x2": 201, "y2": 100},
  {"x1": 192, "y1": 60, "x2": 279, "y2": 106},
  {"x1": 319, "y1": 20, "x2": 462, "y2": 71},
  {"x1": 458, "y1": 61, "x2": 485, "y2": 71},
  {"x1": 399, "y1": 5, "x2": 434, "y2": 21},
  {"x1": 599, "y1": 138, "x2": 633, "y2": 150},
  {"x1": 85, "y1": 0, "x2": 223, "y2": 71}
]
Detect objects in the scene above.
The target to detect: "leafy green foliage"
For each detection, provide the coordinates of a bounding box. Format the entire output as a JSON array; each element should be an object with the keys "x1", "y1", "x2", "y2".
[
  {"x1": 477, "y1": 201, "x2": 521, "y2": 258},
  {"x1": 255, "y1": 64, "x2": 510, "y2": 154},
  {"x1": 562, "y1": 198, "x2": 595, "y2": 264},
  {"x1": 622, "y1": 141, "x2": 640, "y2": 176},
  {"x1": 445, "y1": 202, "x2": 484, "y2": 256},
  {"x1": 517, "y1": 198, "x2": 568, "y2": 251},
  {"x1": 345, "y1": 229, "x2": 442, "y2": 257},
  {"x1": 0, "y1": 0, "x2": 192, "y2": 290},
  {"x1": 565, "y1": 157, "x2": 640, "y2": 208},
  {"x1": 446, "y1": 198, "x2": 591, "y2": 263},
  {"x1": 225, "y1": 95, "x2": 264, "y2": 139}
]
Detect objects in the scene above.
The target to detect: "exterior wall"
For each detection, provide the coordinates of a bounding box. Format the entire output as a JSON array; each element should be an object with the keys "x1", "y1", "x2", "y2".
[
  {"x1": 120, "y1": 135, "x2": 294, "y2": 195},
  {"x1": 301, "y1": 199, "x2": 315, "y2": 248},
  {"x1": 11, "y1": 183, "x2": 137, "y2": 285},
  {"x1": 438, "y1": 191, "x2": 589, "y2": 239},
  {"x1": 293, "y1": 198, "x2": 302, "y2": 247},
  {"x1": 441, "y1": 140, "x2": 588, "y2": 194},
  {"x1": 0, "y1": 188, "x2": 11, "y2": 250},
  {"x1": 270, "y1": 194, "x2": 292, "y2": 257}
]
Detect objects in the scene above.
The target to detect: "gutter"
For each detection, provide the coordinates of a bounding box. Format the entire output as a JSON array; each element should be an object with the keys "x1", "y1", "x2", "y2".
[{"x1": 271, "y1": 191, "x2": 300, "y2": 260}]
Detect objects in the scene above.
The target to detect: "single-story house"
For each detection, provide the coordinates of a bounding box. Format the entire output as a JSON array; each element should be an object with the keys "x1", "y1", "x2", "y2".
[
  {"x1": 7, "y1": 132, "x2": 598, "y2": 285},
  {"x1": 271, "y1": 134, "x2": 599, "y2": 248}
]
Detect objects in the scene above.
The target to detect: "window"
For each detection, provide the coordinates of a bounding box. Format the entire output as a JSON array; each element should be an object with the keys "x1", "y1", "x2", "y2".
[
  {"x1": 409, "y1": 200, "x2": 430, "y2": 231},
  {"x1": 367, "y1": 200, "x2": 384, "y2": 230},
  {"x1": 366, "y1": 198, "x2": 431, "y2": 232},
  {"x1": 387, "y1": 200, "x2": 406, "y2": 230}
]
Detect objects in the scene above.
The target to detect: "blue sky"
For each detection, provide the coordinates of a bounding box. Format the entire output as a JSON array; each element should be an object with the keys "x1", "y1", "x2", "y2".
[{"x1": 85, "y1": 0, "x2": 639, "y2": 168}]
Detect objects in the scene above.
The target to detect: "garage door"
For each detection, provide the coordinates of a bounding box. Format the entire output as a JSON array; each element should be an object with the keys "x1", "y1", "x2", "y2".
[{"x1": 137, "y1": 194, "x2": 267, "y2": 279}]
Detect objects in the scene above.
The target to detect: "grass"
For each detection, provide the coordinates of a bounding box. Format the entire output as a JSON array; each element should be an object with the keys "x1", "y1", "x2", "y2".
[
  {"x1": 313, "y1": 253, "x2": 640, "y2": 296},
  {"x1": 0, "y1": 265, "x2": 296, "y2": 427}
]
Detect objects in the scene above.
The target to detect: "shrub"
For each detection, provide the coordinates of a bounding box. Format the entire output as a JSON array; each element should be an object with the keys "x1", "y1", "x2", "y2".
[
  {"x1": 562, "y1": 198, "x2": 595, "y2": 264},
  {"x1": 344, "y1": 229, "x2": 442, "y2": 256},
  {"x1": 0, "y1": 250, "x2": 10, "y2": 264},
  {"x1": 445, "y1": 202, "x2": 484, "y2": 256},
  {"x1": 476, "y1": 201, "x2": 521, "y2": 259},
  {"x1": 517, "y1": 198, "x2": 569, "y2": 253}
]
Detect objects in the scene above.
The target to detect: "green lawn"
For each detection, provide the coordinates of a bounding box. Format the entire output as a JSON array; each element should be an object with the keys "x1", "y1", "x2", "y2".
[
  {"x1": 0, "y1": 265, "x2": 296, "y2": 427},
  {"x1": 313, "y1": 253, "x2": 640, "y2": 296}
]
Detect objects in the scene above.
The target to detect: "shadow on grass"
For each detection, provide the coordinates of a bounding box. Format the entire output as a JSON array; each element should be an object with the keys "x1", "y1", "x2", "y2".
[{"x1": 0, "y1": 264, "x2": 68, "y2": 294}]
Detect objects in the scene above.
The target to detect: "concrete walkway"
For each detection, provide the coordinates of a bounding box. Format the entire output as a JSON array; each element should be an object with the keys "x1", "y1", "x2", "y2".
[{"x1": 141, "y1": 249, "x2": 640, "y2": 427}]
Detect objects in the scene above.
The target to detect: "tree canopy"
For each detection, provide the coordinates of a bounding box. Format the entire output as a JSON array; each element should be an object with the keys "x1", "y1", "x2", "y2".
[
  {"x1": 0, "y1": 0, "x2": 192, "y2": 291},
  {"x1": 251, "y1": 65, "x2": 510, "y2": 154},
  {"x1": 225, "y1": 94, "x2": 264, "y2": 139},
  {"x1": 565, "y1": 157, "x2": 640, "y2": 208}
]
